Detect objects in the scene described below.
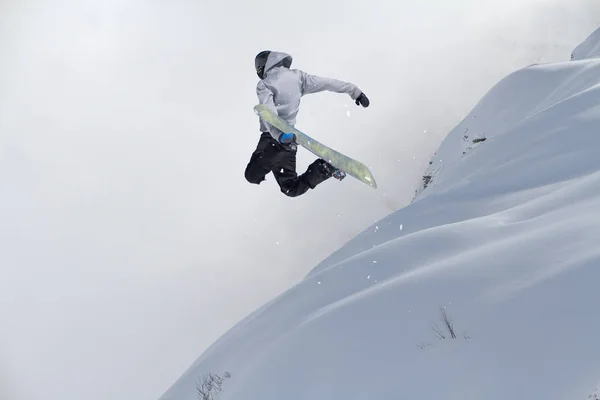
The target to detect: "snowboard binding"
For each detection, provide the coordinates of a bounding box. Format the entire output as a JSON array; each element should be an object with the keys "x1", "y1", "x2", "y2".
[
  {"x1": 319, "y1": 159, "x2": 346, "y2": 181},
  {"x1": 332, "y1": 169, "x2": 346, "y2": 181}
]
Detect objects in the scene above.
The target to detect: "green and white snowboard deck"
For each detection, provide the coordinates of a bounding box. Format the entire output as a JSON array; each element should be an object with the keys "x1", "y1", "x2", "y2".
[{"x1": 254, "y1": 104, "x2": 377, "y2": 189}]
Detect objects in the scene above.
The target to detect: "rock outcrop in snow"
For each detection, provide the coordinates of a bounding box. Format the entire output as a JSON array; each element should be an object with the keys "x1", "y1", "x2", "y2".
[{"x1": 159, "y1": 27, "x2": 600, "y2": 400}]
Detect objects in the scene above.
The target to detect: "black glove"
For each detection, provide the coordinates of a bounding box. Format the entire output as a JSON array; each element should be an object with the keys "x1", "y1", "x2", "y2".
[{"x1": 355, "y1": 92, "x2": 370, "y2": 107}]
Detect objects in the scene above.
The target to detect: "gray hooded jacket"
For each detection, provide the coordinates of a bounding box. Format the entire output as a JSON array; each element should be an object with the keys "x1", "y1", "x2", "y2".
[{"x1": 256, "y1": 51, "x2": 363, "y2": 140}]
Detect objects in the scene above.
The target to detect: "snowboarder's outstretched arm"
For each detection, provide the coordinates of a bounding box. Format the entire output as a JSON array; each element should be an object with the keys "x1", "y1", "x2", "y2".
[{"x1": 300, "y1": 72, "x2": 370, "y2": 107}]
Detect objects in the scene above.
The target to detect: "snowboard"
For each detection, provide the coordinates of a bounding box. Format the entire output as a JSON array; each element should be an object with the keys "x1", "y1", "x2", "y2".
[{"x1": 254, "y1": 104, "x2": 377, "y2": 189}]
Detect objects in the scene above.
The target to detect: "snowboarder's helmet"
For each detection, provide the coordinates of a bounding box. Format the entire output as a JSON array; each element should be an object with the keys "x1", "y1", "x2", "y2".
[{"x1": 255, "y1": 50, "x2": 271, "y2": 79}]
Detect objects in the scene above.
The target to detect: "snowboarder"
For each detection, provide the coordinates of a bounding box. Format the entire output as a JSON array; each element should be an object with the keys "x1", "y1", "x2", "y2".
[{"x1": 245, "y1": 50, "x2": 370, "y2": 197}]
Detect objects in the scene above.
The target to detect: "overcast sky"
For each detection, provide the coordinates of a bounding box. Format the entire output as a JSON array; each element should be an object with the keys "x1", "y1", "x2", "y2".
[{"x1": 1, "y1": 0, "x2": 599, "y2": 399}]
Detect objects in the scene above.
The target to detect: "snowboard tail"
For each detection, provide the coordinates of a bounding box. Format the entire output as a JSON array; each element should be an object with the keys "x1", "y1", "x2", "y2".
[{"x1": 254, "y1": 104, "x2": 377, "y2": 189}]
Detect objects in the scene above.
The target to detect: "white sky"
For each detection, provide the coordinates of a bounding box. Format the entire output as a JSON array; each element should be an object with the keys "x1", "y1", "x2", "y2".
[{"x1": 1, "y1": 0, "x2": 599, "y2": 399}]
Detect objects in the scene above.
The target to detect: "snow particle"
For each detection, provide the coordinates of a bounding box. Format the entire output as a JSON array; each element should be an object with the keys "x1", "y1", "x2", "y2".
[
  {"x1": 399, "y1": 224, "x2": 403, "y2": 231},
  {"x1": 372, "y1": 260, "x2": 378, "y2": 264},
  {"x1": 367, "y1": 275, "x2": 371, "y2": 280},
  {"x1": 318, "y1": 281, "x2": 321, "y2": 285},
  {"x1": 346, "y1": 110, "x2": 351, "y2": 117}
]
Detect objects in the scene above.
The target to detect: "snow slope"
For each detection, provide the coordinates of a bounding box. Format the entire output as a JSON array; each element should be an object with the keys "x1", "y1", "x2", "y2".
[
  {"x1": 571, "y1": 25, "x2": 600, "y2": 60},
  {"x1": 159, "y1": 29, "x2": 600, "y2": 400}
]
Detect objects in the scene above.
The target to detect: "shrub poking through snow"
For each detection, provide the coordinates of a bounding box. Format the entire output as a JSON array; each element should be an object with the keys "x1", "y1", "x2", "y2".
[
  {"x1": 196, "y1": 371, "x2": 231, "y2": 400},
  {"x1": 431, "y1": 307, "x2": 457, "y2": 340},
  {"x1": 417, "y1": 307, "x2": 470, "y2": 350}
]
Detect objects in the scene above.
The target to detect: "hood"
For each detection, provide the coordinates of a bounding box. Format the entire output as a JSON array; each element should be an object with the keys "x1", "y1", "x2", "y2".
[{"x1": 264, "y1": 51, "x2": 293, "y2": 76}]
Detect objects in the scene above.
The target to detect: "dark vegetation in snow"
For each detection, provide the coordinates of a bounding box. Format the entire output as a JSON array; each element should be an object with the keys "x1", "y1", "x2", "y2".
[{"x1": 196, "y1": 372, "x2": 231, "y2": 400}]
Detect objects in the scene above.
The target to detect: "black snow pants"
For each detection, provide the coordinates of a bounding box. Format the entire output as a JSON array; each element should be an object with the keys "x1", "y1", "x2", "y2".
[{"x1": 244, "y1": 132, "x2": 332, "y2": 197}]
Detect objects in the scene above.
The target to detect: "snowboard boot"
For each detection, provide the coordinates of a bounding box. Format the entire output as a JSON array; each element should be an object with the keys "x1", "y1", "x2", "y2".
[{"x1": 318, "y1": 159, "x2": 346, "y2": 181}]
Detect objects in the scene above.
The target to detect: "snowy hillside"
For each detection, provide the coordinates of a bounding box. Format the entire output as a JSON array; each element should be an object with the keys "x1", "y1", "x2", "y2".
[
  {"x1": 159, "y1": 30, "x2": 600, "y2": 400},
  {"x1": 571, "y1": 25, "x2": 600, "y2": 60}
]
